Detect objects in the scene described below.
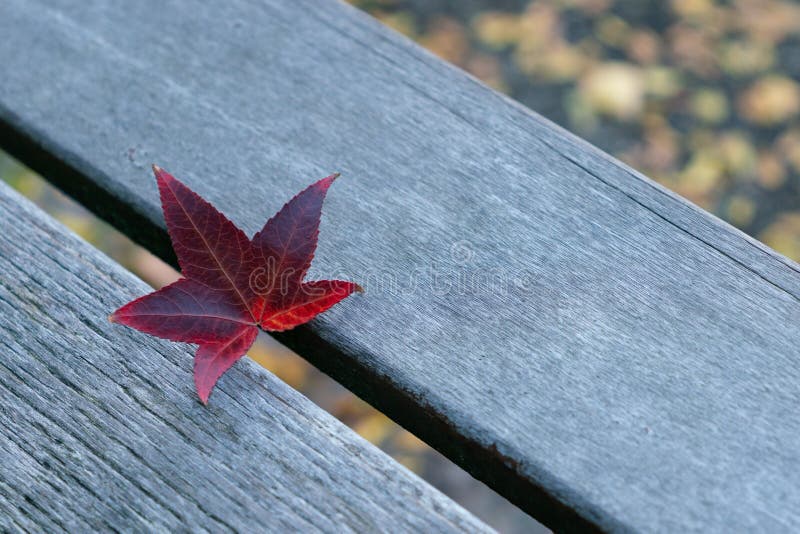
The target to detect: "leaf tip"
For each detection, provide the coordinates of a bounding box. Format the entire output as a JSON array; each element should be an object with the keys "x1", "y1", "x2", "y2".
[
  {"x1": 195, "y1": 382, "x2": 212, "y2": 405},
  {"x1": 152, "y1": 164, "x2": 173, "y2": 186},
  {"x1": 354, "y1": 283, "x2": 365, "y2": 294},
  {"x1": 318, "y1": 172, "x2": 339, "y2": 189},
  {"x1": 108, "y1": 312, "x2": 117, "y2": 323}
]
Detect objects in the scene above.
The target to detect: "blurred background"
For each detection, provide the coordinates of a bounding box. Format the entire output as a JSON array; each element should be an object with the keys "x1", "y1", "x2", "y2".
[{"x1": 2, "y1": 0, "x2": 798, "y2": 531}]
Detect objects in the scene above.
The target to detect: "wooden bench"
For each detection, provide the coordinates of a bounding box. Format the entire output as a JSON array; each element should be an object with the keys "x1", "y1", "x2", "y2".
[
  {"x1": 1, "y1": 0, "x2": 799, "y2": 531},
  {"x1": 0, "y1": 181, "x2": 490, "y2": 531}
]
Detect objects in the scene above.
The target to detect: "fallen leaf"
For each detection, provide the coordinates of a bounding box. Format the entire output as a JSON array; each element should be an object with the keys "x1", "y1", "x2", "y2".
[
  {"x1": 738, "y1": 75, "x2": 800, "y2": 125},
  {"x1": 111, "y1": 166, "x2": 361, "y2": 403}
]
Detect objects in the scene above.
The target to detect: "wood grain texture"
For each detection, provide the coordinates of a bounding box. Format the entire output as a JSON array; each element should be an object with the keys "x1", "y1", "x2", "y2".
[
  {"x1": 1, "y1": 0, "x2": 800, "y2": 531},
  {"x1": 0, "y1": 182, "x2": 489, "y2": 533}
]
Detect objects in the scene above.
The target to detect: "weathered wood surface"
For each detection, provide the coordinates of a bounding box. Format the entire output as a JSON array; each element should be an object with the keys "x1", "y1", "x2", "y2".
[
  {"x1": 0, "y1": 182, "x2": 489, "y2": 532},
  {"x1": 1, "y1": 0, "x2": 800, "y2": 531}
]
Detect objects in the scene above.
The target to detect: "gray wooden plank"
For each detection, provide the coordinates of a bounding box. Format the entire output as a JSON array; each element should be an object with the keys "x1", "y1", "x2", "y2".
[
  {"x1": 0, "y1": 181, "x2": 489, "y2": 533},
  {"x1": 1, "y1": 0, "x2": 799, "y2": 531}
]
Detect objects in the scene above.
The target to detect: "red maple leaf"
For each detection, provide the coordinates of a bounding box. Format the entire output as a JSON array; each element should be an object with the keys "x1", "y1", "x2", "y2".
[{"x1": 110, "y1": 166, "x2": 362, "y2": 403}]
